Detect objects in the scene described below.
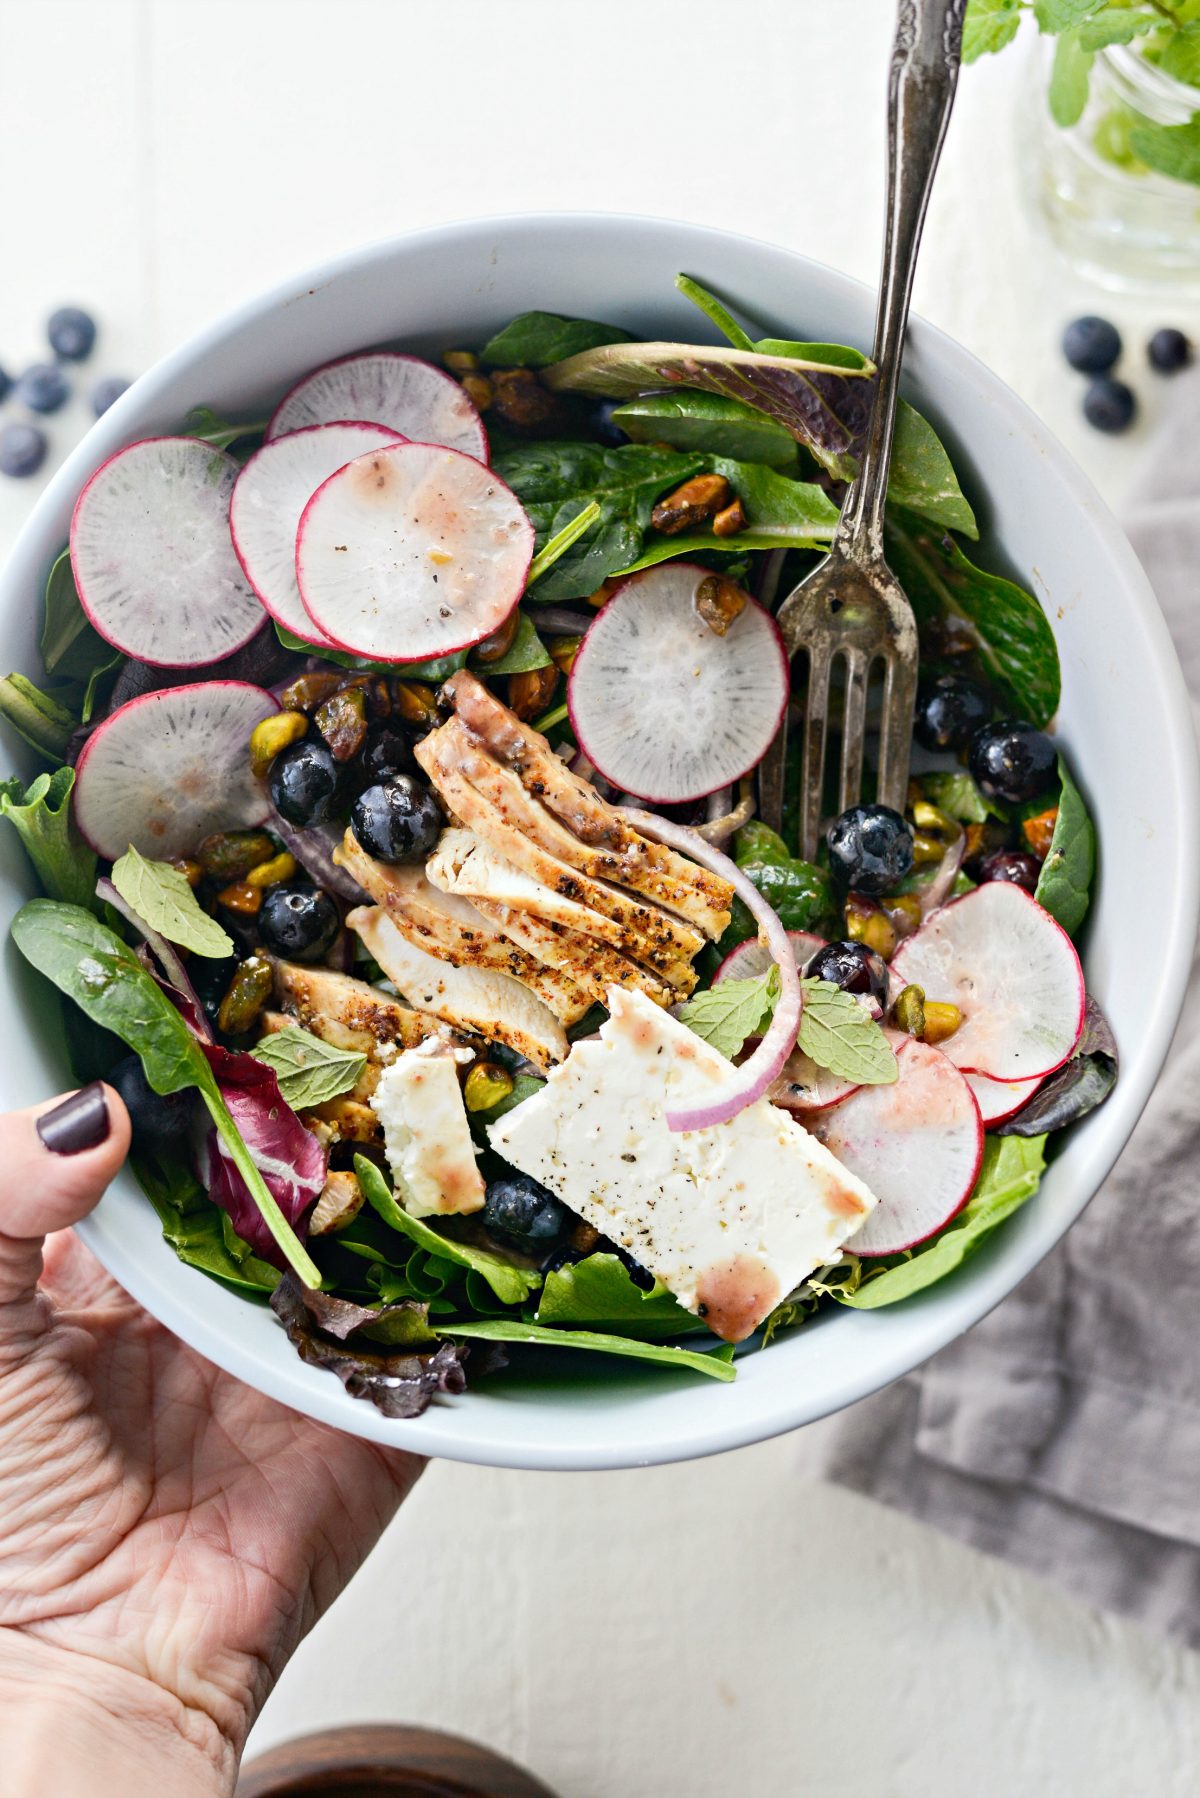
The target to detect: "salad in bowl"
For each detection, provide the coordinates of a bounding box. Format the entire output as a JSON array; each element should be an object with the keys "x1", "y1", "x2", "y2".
[{"x1": 0, "y1": 271, "x2": 1116, "y2": 1421}]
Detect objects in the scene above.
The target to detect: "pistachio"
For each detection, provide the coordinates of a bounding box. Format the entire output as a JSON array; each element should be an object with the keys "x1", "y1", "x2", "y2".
[
  {"x1": 198, "y1": 829, "x2": 276, "y2": 883},
  {"x1": 442, "y1": 349, "x2": 479, "y2": 374},
  {"x1": 245, "y1": 851, "x2": 298, "y2": 890},
  {"x1": 923, "y1": 1000, "x2": 962, "y2": 1045},
  {"x1": 694, "y1": 574, "x2": 748, "y2": 638},
  {"x1": 910, "y1": 831, "x2": 946, "y2": 868},
  {"x1": 215, "y1": 880, "x2": 263, "y2": 916},
  {"x1": 893, "y1": 983, "x2": 926, "y2": 1037},
  {"x1": 462, "y1": 373, "x2": 494, "y2": 412},
  {"x1": 313, "y1": 684, "x2": 369, "y2": 763},
  {"x1": 249, "y1": 710, "x2": 308, "y2": 779},
  {"x1": 490, "y1": 366, "x2": 565, "y2": 433},
  {"x1": 711, "y1": 496, "x2": 747, "y2": 538},
  {"x1": 464, "y1": 1062, "x2": 515, "y2": 1112},
  {"x1": 471, "y1": 611, "x2": 520, "y2": 665},
  {"x1": 1022, "y1": 806, "x2": 1058, "y2": 860},
  {"x1": 392, "y1": 679, "x2": 440, "y2": 728},
  {"x1": 278, "y1": 672, "x2": 344, "y2": 715},
  {"x1": 217, "y1": 954, "x2": 274, "y2": 1035},
  {"x1": 912, "y1": 801, "x2": 956, "y2": 837},
  {"x1": 508, "y1": 665, "x2": 559, "y2": 720},
  {"x1": 882, "y1": 892, "x2": 924, "y2": 938},
  {"x1": 650, "y1": 473, "x2": 733, "y2": 536},
  {"x1": 843, "y1": 891, "x2": 897, "y2": 960},
  {"x1": 548, "y1": 634, "x2": 583, "y2": 675},
  {"x1": 170, "y1": 857, "x2": 203, "y2": 889}
]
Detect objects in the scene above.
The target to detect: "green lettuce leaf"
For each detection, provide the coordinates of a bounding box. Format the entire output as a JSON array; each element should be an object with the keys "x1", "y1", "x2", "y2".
[
  {"x1": 442, "y1": 1317, "x2": 737, "y2": 1381},
  {"x1": 133, "y1": 1155, "x2": 282, "y2": 1295},
  {"x1": 356, "y1": 1155, "x2": 540, "y2": 1307},
  {"x1": 110, "y1": 845, "x2": 234, "y2": 957},
  {"x1": 0, "y1": 767, "x2": 97, "y2": 907},
  {"x1": 535, "y1": 1251, "x2": 702, "y2": 1338}
]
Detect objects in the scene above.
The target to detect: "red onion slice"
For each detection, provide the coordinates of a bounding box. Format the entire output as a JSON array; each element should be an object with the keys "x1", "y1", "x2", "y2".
[
  {"x1": 96, "y1": 875, "x2": 213, "y2": 1041},
  {"x1": 919, "y1": 833, "x2": 965, "y2": 917},
  {"x1": 267, "y1": 804, "x2": 367, "y2": 904},
  {"x1": 619, "y1": 807, "x2": 802, "y2": 1132}
]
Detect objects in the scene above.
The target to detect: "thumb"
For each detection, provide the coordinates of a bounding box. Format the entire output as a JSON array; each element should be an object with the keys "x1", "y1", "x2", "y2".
[{"x1": 0, "y1": 1083, "x2": 132, "y2": 1312}]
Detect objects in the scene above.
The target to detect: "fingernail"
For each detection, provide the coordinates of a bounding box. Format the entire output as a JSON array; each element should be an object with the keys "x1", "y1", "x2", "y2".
[{"x1": 37, "y1": 1083, "x2": 111, "y2": 1156}]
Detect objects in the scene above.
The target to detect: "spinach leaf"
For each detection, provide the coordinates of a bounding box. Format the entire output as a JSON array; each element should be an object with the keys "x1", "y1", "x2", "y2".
[
  {"x1": 493, "y1": 440, "x2": 702, "y2": 603},
  {"x1": 111, "y1": 845, "x2": 234, "y2": 957},
  {"x1": 676, "y1": 969, "x2": 781, "y2": 1059},
  {"x1": 535, "y1": 1252, "x2": 702, "y2": 1338},
  {"x1": 841, "y1": 1134, "x2": 1047, "y2": 1309},
  {"x1": 442, "y1": 1317, "x2": 737, "y2": 1381},
  {"x1": 250, "y1": 1023, "x2": 367, "y2": 1109},
  {"x1": 480, "y1": 311, "x2": 633, "y2": 368},
  {"x1": 0, "y1": 673, "x2": 78, "y2": 760},
  {"x1": 675, "y1": 277, "x2": 871, "y2": 369},
  {"x1": 997, "y1": 994, "x2": 1117, "y2": 1136},
  {"x1": 0, "y1": 767, "x2": 97, "y2": 907},
  {"x1": 709, "y1": 456, "x2": 841, "y2": 540},
  {"x1": 526, "y1": 499, "x2": 602, "y2": 585},
  {"x1": 963, "y1": 0, "x2": 1023, "y2": 60},
  {"x1": 675, "y1": 274, "x2": 756, "y2": 350},
  {"x1": 135, "y1": 1156, "x2": 282, "y2": 1295},
  {"x1": 273, "y1": 623, "x2": 469, "y2": 683},
  {"x1": 356, "y1": 1155, "x2": 540, "y2": 1306},
  {"x1": 888, "y1": 402, "x2": 978, "y2": 539},
  {"x1": 616, "y1": 531, "x2": 827, "y2": 576},
  {"x1": 886, "y1": 509, "x2": 1061, "y2": 726},
  {"x1": 612, "y1": 390, "x2": 801, "y2": 469},
  {"x1": 469, "y1": 609, "x2": 551, "y2": 675},
  {"x1": 11, "y1": 900, "x2": 320, "y2": 1285},
  {"x1": 40, "y1": 548, "x2": 122, "y2": 696},
  {"x1": 1034, "y1": 753, "x2": 1094, "y2": 937},
  {"x1": 798, "y1": 980, "x2": 899, "y2": 1085}
]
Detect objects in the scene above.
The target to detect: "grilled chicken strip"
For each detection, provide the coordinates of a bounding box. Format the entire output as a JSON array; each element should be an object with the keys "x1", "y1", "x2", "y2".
[
  {"x1": 416, "y1": 730, "x2": 704, "y2": 976},
  {"x1": 427, "y1": 828, "x2": 689, "y2": 1004},
  {"x1": 336, "y1": 827, "x2": 591, "y2": 1025},
  {"x1": 347, "y1": 904, "x2": 569, "y2": 1072},
  {"x1": 270, "y1": 960, "x2": 459, "y2": 1061},
  {"x1": 442, "y1": 671, "x2": 734, "y2": 938}
]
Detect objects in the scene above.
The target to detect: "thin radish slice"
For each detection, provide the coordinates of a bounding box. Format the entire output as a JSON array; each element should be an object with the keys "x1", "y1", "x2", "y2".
[
  {"x1": 619, "y1": 808, "x2": 802, "y2": 1132},
  {"x1": 266, "y1": 352, "x2": 488, "y2": 461},
  {"x1": 891, "y1": 882, "x2": 1085, "y2": 1082},
  {"x1": 70, "y1": 437, "x2": 265, "y2": 668},
  {"x1": 570, "y1": 565, "x2": 789, "y2": 804},
  {"x1": 810, "y1": 1036, "x2": 984, "y2": 1256},
  {"x1": 230, "y1": 422, "x2": 404, "y2": 647},
  {"x1": 965, "y1": 1070, "x2": 1045, "y2": 1127},
  {"x1": 74, "y1": 681, "x2": 277, "y2": 860},
  {"x1": 714, "y1": 930, "x2": 825, "y2": 984},
  {"x1": 296, "y1": 441, "x2": 533, "y2": 662},
  {"x1": 770, "y1": 1047, "x2": 859, "y2": 1114}
]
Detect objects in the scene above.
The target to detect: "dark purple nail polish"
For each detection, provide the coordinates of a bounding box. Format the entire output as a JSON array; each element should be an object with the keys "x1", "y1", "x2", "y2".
[{"x1": 36, "y1": 1082, "x2": 111, "y2": 1156}]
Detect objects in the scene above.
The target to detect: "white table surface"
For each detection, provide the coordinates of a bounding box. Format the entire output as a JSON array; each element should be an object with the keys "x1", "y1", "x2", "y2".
[{"x1": 3, "y1": 4, "x2": 1199, "y2": 1793}]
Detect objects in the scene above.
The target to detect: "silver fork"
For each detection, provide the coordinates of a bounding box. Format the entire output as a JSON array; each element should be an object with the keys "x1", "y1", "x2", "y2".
[{"x1": 759, "y1": 0, "x2": 966, "y2": 858}]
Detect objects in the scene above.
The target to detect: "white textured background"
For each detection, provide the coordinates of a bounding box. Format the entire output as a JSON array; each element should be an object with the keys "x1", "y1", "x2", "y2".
[{"x1": 3, "y1": 3, "x2": 1199, "y2": 1793}]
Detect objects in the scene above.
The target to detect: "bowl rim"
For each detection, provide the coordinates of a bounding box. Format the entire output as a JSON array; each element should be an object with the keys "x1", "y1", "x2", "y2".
[{"x1": 6, "y1": 209, "x2": 1199, "y2": 1470}]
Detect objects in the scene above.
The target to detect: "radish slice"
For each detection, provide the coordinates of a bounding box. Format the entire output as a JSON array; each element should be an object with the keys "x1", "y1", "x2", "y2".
[
  {"x1": 619, "y1": 807, "x2": 802, "y2": 1132},
  {"x1": 891, "y1": 883, "x2": 1085, "y2": 1082},
  {"x1": 74, "y1": 681, "x2": 277, "y2": 860},
  {"x1": 266, "y1": 352, "x2": 488, "y2": 461},
  {"x1": 770, "y1": 1047, "x2": 859, "y2": 1114},
  {"x1": 810, "y1": 1036, "x2": 984, "y2": 1256},
  {"x1": 296, "y1": 442, "x2": 534, "y2": 662},
  {"x1": 965, "y1": 1071, "x2": 1045, "y2": 1127},
  {"x1": 70, "y1": 437, "x2": 265, "y2": 668},
  {"x1": 714, "y1": 930, "x2": 825, "y2": 984},
  {"x1": 569, "y1": 564, "x2": 789, "y2": 804},
  {"x1": 230, "y1": 422, "x2": 404, "y2": 647}
]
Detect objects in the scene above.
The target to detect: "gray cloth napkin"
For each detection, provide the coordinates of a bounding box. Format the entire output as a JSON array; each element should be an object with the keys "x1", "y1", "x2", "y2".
[{"x1": 796, "y1": 370, "x2": 1200, "y2": 1648}]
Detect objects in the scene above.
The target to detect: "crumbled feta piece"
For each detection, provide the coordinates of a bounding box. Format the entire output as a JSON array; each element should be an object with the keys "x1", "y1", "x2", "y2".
[
  {"x1": 489, "y1": 987, "x2": 878, "y2": 1341},
  {"x1": 373, "y1": 1039, "x2": 485, "y2": 1219}
]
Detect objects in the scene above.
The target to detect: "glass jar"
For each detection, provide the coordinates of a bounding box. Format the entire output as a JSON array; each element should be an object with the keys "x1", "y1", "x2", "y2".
[{"x1": 1024, "y1": 41, "x2": 1200, "y2": 293}]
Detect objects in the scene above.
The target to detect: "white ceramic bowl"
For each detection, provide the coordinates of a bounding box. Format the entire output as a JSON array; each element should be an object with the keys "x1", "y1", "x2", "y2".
[{"x1": 2, "y1": 215, "x2": 1196, "y2": 1471}]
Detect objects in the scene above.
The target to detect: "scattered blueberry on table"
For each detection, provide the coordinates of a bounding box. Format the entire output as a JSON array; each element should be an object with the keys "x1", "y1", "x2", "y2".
[
  {"x1": 1147, "y1": 327, "x2": 1191, "y2": 374},
  {"x1": 16, "y1": 362, "x2": 69, "y2": 414},
  {"x1": 1082, "y1": 375, "x2": 1136, "y2": 434},
  {"x1": 91, "y1": 374, "x2": 130, "y2": 416},
  {"x1": 0, "y1": 365, "x2": 11, "y2": 405},
  {"x1": 0, "y1": 422, "x2": 48, "y2": 478},
  {"x1": 1062, "y1": 315, "x2": 1121, "y2": 374},
  {"x1": 0, "y1": 302, "x2": 134, "y2": 477},
  {"x1": 47, "y1": 305, "x2": 97, "y2": 362}
]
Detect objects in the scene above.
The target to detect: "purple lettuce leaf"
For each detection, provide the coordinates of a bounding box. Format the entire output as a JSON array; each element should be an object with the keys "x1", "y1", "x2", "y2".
[
  {"x1": 198, "y1": 1041, "x2": 326, "y2": 1264},
  {"x1": 270, "y1": 1273, "x2": 470, "y2": 1418},
  {"x1": 997, "y1": 995, "x2": 1118, "y2": 1138}
]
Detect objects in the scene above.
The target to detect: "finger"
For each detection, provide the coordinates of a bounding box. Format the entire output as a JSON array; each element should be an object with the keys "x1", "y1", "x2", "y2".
[{"x1": 0, "y1": 1083, "x2": 131, "y2": 1313}]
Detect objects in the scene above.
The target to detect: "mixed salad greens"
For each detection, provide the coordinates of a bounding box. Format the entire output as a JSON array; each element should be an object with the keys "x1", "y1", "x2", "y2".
[{"x1": 0, "y1": 273, "x2": 1117, "y2": 1417}]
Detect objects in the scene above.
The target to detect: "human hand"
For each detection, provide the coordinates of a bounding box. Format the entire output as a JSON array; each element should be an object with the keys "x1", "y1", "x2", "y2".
[{"x1": 0, "y1": 1083, "x2": 421, "y2": 1797}]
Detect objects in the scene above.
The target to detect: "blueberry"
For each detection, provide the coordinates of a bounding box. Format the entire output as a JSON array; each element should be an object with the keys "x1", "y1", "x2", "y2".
[
  {"x1": 913, "y1": 672, "x2": 992, "y2": 753},
  {"x1": 1083, "y1": 376, "x2": 1136, "y2": 434},
  {"x1": 189, "y1": 952, "x2": 239, "y2": 1025},
  {"x1": 826, "y1": 804, "x2": 913, "y2": 896},
  {"x1": 109, "y1": 1054, "x2": 194, "y2": 1153},
  {"x1": 0, "y1": 364, "x2": 11, "y2": 404},
  {"x1": 351, "y1": 775, "x2": 442, "y2": 864},
  {"x1": 589, "y1": 399, "x2": 627, "y2": 447},
  {"x1": 91, "y1": 375, "x2": 130, "y2": 417},
  {"x1": 268, "y1": 738, "x2": 341, "y2": 826},
  {"x1": 968, "y1": 720, "x2": 1057, "y2": 804},
  {"x1": 47, "y1": 306, "x2": 96, "y2": 361},
  {"x1": 357, "y1": 722, "x2": 414, "y2": 785},
  {"x1": 1062, "y1": 315, "x2": 1121, "y2": 374},
  {"x1": 16, "y1": 362, "x2": 69, "y2": 414},
  {"x1": 616, "y1": 1247, "x2": 656, "y2": 1292},
  {"x1": 483, "y1": 1172, "x2": 571, "y2": 1254},
  {"x1": 1148, "y1": 327, "x2": 1191, "y2": 374},
  {"x1": 803, "y1": 940, "x2": 889, "y2": 1011},
  {"x1": 0, "y1": 423, "x2": 47, "y2": 478},
  {"x1": 977, "y1": 848, "x2": 1041, "y2": 893},
  {"x1": 259, "y1": 884, "x2": 341, "y2": 962}
]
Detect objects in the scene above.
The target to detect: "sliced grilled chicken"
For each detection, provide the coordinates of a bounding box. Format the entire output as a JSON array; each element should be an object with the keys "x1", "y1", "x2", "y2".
[
  {"x1": 428, "y1": 829, "x2": 690, "y2": 1003},
  {"x1": 258, "y1": 1008, "x2": 381, "y2": 1102},
  {"x1": 270, "y1": 961, "x2": 456, "y2": 1060},
  {"x1": 347, "y1": 904, "x2": 569, "y2": 1072},
  {"x1": 416, "y1": 730, "x2": 704, "y2": 976},
  {"x1": 443, "y1": 670, "x2": 734, "y2": 937},
  {"x1": 336, "y1": 827, "x2": 591, "y2": 1025}
]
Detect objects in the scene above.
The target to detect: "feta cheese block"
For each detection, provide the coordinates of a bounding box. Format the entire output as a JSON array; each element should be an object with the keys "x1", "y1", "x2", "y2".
[
  {"x1": 489, "y1": 987, "x2": 878, "y2": 1341},
  {"x1": 372, "y1": 1039, "x2": 485, "y2": 1219}
]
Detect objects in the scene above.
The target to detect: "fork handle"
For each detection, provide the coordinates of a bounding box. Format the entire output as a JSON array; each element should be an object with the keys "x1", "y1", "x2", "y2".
[{"x1": 835, "y1": 0, "x2": 966, "y2": 562}]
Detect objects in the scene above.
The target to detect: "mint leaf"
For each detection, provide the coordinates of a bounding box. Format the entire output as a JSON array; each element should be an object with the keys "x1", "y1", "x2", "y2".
[
  {"x1": 356, "y1": 1155, "x2": 540, "y2": 1307},
  {"x1": 964, "y1": 0, "x2": 1023, "y2": 60},
  {"x1": 251, "y1": 1025, "x2": 366, "y2": 1110},
  {"x1": 1129, "y1": 113, "x2": 1200, "y2": 185},
  {"x1": 676, "y1": 969, "x2": 780, "y2": 1059},
  {"x1": 1160, "y1": 22, "x2": 1200, "y2": 84},
  {"x1": 442, "y1": 1317, "x2": 737, "y2": 1382},
  {"x1": 111, "y1": 845, "x2": 234, "y2": 958},
  {"x1": 0, "y1": 766, "x2": 97, "y2": 907},
  {"x1": 1034, "y1": 754, "x2": 1094, "y2": 937},
  {"x1": 798, "y1": 980, "x2": 899, "y2": 1086},
  {"x1": 1048, "y1": 29, "x2": 1094, "y2": 127},
  {"x1": 1035, "y1": 0, "x2": 1104, "y2": 29}
]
